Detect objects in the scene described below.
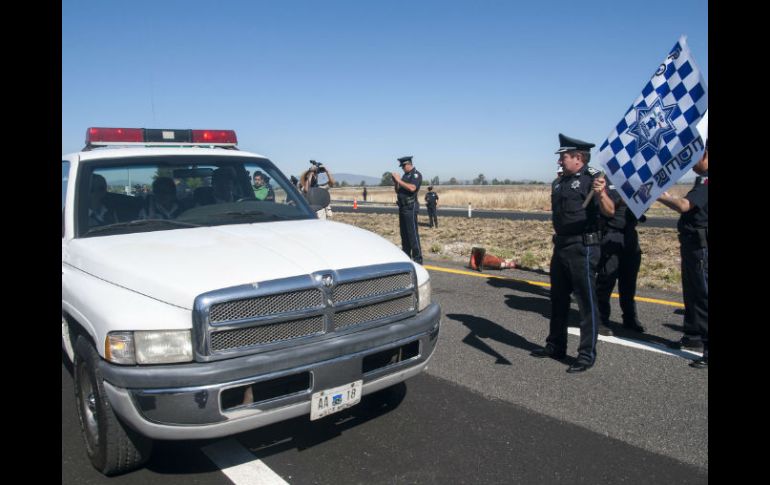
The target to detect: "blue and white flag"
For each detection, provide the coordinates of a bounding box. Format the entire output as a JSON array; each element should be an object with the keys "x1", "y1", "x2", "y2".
[{"x1": 596, "y1": 36, "x2": 708, "y2": 219}]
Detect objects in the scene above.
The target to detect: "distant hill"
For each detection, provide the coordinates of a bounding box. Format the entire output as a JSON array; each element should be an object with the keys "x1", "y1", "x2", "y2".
[{"x1": 333, "y1": 173, "x2": 381, "y2": 186}]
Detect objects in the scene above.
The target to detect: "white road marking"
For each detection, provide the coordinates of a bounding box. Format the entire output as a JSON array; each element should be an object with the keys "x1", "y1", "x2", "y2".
[
  {"x1": 202, "y1": 438, "x2": 289, "y2": 485},
  {"x1": 567, "y1": 327, "x2": 703, "y2": 359}
]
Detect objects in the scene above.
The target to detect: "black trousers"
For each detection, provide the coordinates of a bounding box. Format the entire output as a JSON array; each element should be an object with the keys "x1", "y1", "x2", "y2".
[
  {"x1": 596, "y1": 232, "x2": 642, "y2": 327},
  {"x1": 427, "y1": 206, "x2": 438, "y2": 227},
  {"x1": 681, "y1": 239, "x2": 708, "y2": 354},
  {"x1": 548, "y1": 241, "x2": 601, "y2": 365},
  {"x1": 398, "y1": 203, "x2": 422, "y2": 264}
]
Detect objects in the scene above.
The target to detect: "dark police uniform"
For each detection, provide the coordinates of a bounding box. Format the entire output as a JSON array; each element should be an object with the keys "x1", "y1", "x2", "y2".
[
  {"x1": 425, "y1": 187, "x2": 439, "y2": 228},
  {"x1": 534, "y1": 134, "x2": 606, "y2": 372},
  {"x1": 396, "y1": 156, "x2": 423, "y2": 264},
  {"x1": 596, "y1": 187, "x2": 645, "y2": 333},
  {"x1": 676, "y1": 171, "x2": 708, "y2": 356}
]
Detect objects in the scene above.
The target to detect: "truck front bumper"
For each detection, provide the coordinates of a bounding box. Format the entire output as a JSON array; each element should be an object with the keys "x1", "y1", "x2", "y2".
[{"x1": 101, "y1": 303, "x2": 440, "y2": 440}]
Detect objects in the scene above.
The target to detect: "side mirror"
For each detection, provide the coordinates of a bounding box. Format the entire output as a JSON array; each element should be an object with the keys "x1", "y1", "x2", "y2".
[{"x1": 305, "y1": 187, "x2": 330, "y2": 209}]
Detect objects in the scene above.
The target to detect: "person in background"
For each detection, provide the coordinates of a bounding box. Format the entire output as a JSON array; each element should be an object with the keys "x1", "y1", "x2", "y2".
[
  {"x1": 392, "y1": 156, "x2": 423, "y2": 264},
  {"x1": 300, "y1": 161, "x2": 335, "y2": 195},
  {"x1": 657, "y1": 139, "x2": 708, "y2": 369},
  {"x1": 140, "y1": 176, "x2": 184, "y2": 219},
  {"x1": 424, "y1": 185, "x2": 439, "y2": 228},
  {"x1": 531, "y1": 134, "x2": 614, "y2": 373},
  {"x1": 300, "y1": 161, "x2": 336, "y2": 219},
  {"x1": 252, "y1": 170, "x2": 275, "y2": 201},
  {"x1": 88, "y1": 173, "x2": 118, "y2": 227},
  {"x1": 363, "y1": 186, "x2": 368, "y2": 202}
]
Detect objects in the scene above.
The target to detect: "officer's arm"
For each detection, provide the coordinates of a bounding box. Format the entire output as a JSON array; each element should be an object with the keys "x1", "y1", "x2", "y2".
[
  {"x1": 592, "y1": 176, "x2": 614, "y2": 217},
  {"x1": 395, "y1": 178, "x2": 418, "y2": 193},
  {"x1": 657, "y1": 191, "x2": 693, "y2": 213}
]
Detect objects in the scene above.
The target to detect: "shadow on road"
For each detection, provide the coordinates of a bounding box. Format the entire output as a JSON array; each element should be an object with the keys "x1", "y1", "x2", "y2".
[
  {"x1": 485, "y1": 276, "x2": 581, "y2": 325},
  {"x1": 446, "y1": 313, "x2": 541, "y2": 365}
]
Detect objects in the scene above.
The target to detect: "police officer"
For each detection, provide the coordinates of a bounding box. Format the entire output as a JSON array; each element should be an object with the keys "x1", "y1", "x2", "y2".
[
  {"x1": 392, "y1": 156, "x2": 423, "y2": 264},
  {"x1": 424, "y1": 185, "x2": 439, "y2": 228},
  {"x1": 658, "y1": 140, "x2": 708, "y2": 368},
  {"x1": 531, "y1": 134, "x2": 615, "y2": 373},
  {"x1": 595, "y1": 186, "x2": 646, "y2": 335}
]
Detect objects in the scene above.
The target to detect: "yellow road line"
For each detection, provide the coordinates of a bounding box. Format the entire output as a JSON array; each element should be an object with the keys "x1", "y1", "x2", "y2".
[{"x1": 422, "y1": 264, "x2": 684, "y2": 308}]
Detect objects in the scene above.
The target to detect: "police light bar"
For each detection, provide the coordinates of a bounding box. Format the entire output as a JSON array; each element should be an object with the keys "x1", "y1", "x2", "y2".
[{"x1": 86, "y1": 127, "x2": 238, "y2": 148}]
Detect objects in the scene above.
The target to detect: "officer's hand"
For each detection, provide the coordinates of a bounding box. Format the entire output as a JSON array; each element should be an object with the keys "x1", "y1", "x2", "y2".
[
  {"x1": 592, "y1": 176, "x2": 606, "y2": 193},
  {"x1": 391, "y1": 172, "x2": 401, "y2": 183}
]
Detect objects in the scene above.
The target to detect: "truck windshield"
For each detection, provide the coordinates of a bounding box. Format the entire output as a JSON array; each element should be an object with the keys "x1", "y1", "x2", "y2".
[{"x1": 77, "y1": 155, "x2": 316, "y2": 237}]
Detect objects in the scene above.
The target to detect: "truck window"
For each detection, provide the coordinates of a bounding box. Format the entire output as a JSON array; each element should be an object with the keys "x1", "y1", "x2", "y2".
[{"x1": 78, "y1": 156, "x2": 315, "y2": 238}]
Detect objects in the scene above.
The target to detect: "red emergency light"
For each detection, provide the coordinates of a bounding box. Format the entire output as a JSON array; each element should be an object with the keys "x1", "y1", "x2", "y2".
[
  {"x1": 85, "y1": 127, "x2": 238, "y2": 148},
  {"x1": 87, "y1": 127, "x2": 143, "y2": 144},
  {"x1": 192, "y1": 130, "x2": 238, "y2": 145}
]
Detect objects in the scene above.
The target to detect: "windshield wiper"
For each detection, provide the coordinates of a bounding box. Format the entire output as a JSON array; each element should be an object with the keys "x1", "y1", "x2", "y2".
[{"x1": 85, "y1": 219, "x2": 201, "y2": 236}]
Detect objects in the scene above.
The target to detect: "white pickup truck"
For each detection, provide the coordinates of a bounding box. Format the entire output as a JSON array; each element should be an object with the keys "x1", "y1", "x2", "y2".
[{"x1": 61, "y1": 127, "x2": 441, "y2": 475}]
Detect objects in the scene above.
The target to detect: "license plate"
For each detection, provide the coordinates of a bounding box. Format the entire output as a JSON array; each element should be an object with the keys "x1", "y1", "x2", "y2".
[{"x1": 310, "y1": 380, "x2": 363, "y2": 421}]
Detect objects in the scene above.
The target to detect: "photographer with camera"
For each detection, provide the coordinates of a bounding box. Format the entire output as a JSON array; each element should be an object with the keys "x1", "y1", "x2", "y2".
[
  {"x1": 300, "y1": 160, "x2": 336, "y2": 219},
  {"x1": 300, "y1": 160, "x2": 336, "y2": 193}
]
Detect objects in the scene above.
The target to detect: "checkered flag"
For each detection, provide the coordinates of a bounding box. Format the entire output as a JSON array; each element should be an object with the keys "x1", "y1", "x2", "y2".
[{"x1": 596, "y1": 36, "x2": 708, "y2": 219}]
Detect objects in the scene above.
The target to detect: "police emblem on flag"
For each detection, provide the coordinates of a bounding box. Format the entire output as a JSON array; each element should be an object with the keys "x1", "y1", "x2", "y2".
[
  {"x1": 628, "y1": 98, "x2": 677, "y2": 152},
  {"x1": 596, "y1": 36, "x2": 707, "y2": 219}
]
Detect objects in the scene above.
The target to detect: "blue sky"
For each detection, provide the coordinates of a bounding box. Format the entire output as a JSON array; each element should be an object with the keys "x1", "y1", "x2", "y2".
[{"x1": 62, "y1": 0, "x2": 707, "y2": 183}]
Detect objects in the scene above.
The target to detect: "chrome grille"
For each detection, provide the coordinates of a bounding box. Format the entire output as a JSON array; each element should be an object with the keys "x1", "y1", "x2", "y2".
[
  {"x1": 333, "y1": 272, "x2": 413, "y2": 302},
  {"x1": 210, "y1": 289, "x2": 323, "y2": 323},
  {"x1": 334, "y1": 295, "x2": 415, "y2": 329},
  {"x1": 210, "y1": 316, "x2": 325, "y2": 351}
]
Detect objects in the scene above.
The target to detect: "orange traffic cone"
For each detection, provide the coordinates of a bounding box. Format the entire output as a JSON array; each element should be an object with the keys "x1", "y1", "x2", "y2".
[
  {"x1": 353, "y1": 197, "x2": 358, "y2": 209},
  {"x1": 469, "y1": 247, "x2": 516, "y2": 272}
]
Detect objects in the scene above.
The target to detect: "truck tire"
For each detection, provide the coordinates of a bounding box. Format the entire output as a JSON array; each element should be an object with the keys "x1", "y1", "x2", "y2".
[{"x1": 73, "y1": 337, "x2": 153, "y2": 475}]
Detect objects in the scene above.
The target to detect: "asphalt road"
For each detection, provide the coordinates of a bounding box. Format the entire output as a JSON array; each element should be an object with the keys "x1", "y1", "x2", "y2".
[
  {"x1": 62, "y1": 259, "x2": 707, "y2": 484},
  {"x1": 330, "y1": 202, "x2": 678, "y2": 228}
]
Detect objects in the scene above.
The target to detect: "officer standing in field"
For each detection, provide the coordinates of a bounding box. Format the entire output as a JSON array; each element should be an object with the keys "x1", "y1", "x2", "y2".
[
  {"x1": 531, "y1": 134, "x2": 615, "y2": 373},
  {"x1": 595, "y1": 186, "x2": 646, "y2": 335},
  {"x1": 425, "y1": 185, "x2": 439, "y2": 228},
  {"x1": 392, "y1": 156, "x2": 423, "y2": 264},
  {"x1": 658, "y1": 139, "x2": 708, "y2": 368}
]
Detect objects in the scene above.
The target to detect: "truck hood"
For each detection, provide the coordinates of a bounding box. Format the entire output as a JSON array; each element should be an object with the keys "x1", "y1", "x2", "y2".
[{"x1": 64, "y1": 220, "x2": 412, "y2": 309}]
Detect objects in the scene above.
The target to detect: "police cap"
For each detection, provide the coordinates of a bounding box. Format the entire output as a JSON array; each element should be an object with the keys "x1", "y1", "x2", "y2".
[
  {"x1": 555, "y1": 133, "x2": 595, "y2": 154},
  {"x1": 397, "y1": 156, "x2": 413, "y2": 166}
]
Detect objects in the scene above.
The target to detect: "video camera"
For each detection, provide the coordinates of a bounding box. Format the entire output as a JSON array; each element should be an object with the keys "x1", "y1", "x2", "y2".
[{"x1": 309, "y1": 160, "x2": 326, "y2": 173}]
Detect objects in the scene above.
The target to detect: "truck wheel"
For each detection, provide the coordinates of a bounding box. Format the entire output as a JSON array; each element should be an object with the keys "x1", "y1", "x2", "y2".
[{"x1": 73, "y1": 337, "x2": 153, "y2": 475}]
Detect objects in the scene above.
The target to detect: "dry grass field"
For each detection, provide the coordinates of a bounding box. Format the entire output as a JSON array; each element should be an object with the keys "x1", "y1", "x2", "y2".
[
  {"x1": 331, "y1": 184, "x2": 691, "y2": 217},
  {"x1": 330, "y1": 211, "x2": 683, "y2": 293}
]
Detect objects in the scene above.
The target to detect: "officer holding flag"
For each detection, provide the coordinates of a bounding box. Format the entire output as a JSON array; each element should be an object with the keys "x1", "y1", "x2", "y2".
[
  {"x1": 658, "y1": 140, "x2": 708, "y2": 368},
  {"x1": 531, "y1": 134, "x2": 614, "y2": 373}
]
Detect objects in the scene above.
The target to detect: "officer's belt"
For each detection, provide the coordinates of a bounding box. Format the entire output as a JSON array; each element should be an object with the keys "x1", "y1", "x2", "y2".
[
  {"x1": 553, "y1": 232, "x2": 600, "y2": 246},
  {"x1": 397, "y1": 196, "x2": 416, "y2": 207},
  {"x1": 678, "y1": 228, "x2": 708, "y2": 248}
]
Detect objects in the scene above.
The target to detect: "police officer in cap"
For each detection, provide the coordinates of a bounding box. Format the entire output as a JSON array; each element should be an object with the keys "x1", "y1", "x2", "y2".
[
  {"x1": 531, "y1": 134, "x2": 614, "y2": 373},
  {"x1": 392, "y1": 156, "x2": 423, "y2": 264},
  {"x1": 425, "y1": 185, "x2": 439, "y2": 228}
]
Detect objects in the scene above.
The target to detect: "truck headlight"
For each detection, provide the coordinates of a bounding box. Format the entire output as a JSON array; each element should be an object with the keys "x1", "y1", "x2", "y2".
[
  {"x1": 106, "y1": 330, "x2": 193, "y2": 365},
  {"x1": 417, "y1": 277, "x2": 431, "y2": 312}
]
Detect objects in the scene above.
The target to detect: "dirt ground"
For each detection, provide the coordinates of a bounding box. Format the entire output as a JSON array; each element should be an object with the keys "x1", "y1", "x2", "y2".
[{"x1": 331, "y1": 212, "x2": 683, "y2": 293}]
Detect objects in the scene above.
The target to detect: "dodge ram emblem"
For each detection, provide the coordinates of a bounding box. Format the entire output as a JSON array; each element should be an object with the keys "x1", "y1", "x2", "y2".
[{"x1": 322, "y1": 275, "x2": 334, "y2": 288}]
